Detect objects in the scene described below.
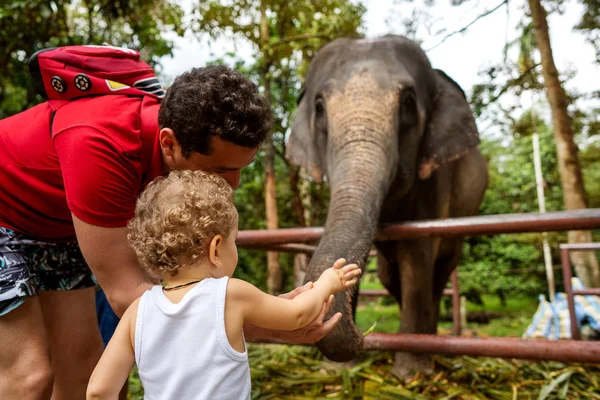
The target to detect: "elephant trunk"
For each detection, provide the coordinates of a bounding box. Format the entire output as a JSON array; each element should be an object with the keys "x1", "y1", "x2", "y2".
[{"x1": 307, "y1": 124, "x2": 396, "y2": 361}]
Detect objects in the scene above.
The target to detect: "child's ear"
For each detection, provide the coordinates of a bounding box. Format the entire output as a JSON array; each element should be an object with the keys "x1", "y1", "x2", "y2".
[{"x1": 209, "y1": 235, "x2": 223, "y2": 267}]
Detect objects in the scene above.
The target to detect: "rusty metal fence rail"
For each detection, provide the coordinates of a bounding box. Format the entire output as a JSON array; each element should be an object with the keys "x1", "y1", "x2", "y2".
[
  {"x1": 238, "y1": 209, "x2": 600, "y2": 363},
  {"x1": 237, "y1": 209, "x2": 600, "y2": 247}
]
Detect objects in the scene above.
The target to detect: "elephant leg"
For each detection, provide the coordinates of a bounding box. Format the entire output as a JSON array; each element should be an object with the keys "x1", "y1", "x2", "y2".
[
  {"x1": 430, "y1": 237, "x2": 465, "y2": 334},
  {"x1": 376, "y1": 243, "x2": 401, "y2": 305},
  {"x1": 433, "y1": 237, "x2": 465, "y2": 306},
  {"x1": 392, "y1": 238, "x2": 439, "y2": 380}
]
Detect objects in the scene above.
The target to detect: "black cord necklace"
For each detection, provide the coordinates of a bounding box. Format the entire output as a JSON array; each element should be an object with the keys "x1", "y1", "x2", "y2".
[{"x1": 163, "y1": 280, "x2": 202, "y2": 291}]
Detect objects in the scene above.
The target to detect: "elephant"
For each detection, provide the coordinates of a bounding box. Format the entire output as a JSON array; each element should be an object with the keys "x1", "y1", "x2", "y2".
[{"x1": 286, "y1": 35, "x2": 489, "y2": 378}]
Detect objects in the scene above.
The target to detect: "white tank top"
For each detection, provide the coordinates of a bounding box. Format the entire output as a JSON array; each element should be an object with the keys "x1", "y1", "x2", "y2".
[{"x1": 134, "y1": 276, "x2": 250, "y2": 400}]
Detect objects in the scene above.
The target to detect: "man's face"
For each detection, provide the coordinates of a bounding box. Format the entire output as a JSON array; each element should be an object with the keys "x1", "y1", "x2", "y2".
[{"x1": 160, "y1": 130, "x2": 259, "y2": 189}]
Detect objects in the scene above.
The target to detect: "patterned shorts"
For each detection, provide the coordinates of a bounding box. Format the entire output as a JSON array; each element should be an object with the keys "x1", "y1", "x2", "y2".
[{"x1": 0, "y1": 227, "x2": 97, "y2": 316}]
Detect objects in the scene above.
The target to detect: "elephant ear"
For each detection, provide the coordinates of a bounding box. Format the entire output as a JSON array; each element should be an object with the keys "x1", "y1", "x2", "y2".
[
  {"x1": 286, "y1": 89, "x2": 325, "y2": 183},
  {"x1": 418, "y1": 69, "x2": 480, "y2": 180}
]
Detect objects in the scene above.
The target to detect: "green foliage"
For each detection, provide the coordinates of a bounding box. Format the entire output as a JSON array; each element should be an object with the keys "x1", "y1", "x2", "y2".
[
  {"x1": 0, "y1": 1, "x2": 70, "y2": 116},
  {"x1": 0, "y1": 0, "x2": 184, "y2": 117},
  {"x1": 575, "y1": 0, "x2": 600, "y2": 64},
  {"x1": 460, "y1": 235, "x2": 548, "y2": 298},
  {"x1": 581, "y1": 142, "x2": 600, "y2": 209},
  {"x1": 192, "y1": 1, "x2": 365, "y2": 75},
  {"x1": 479, "y1": 120, "x2": 564, "y2": 215}
]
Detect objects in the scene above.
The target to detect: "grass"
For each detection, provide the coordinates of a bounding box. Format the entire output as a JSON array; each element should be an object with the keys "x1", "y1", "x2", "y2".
[
  {"x1": 355, "y1": 296, "x2": 537, "y2": 338},
  {"x1": 441, "y1": 294, "x2": 538, "y2": 338},
  {"x1": 356, "y1": 299, "x2": 401, "y2": 334},
  {"x1": 356, "y1": 275, "x2": 539, "y2": 338}
]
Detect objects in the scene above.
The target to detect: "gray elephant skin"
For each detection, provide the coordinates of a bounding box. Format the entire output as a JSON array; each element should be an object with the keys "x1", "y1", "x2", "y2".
[{"x1": 286, "y1": 35, "x2": 489, "y2": 377}]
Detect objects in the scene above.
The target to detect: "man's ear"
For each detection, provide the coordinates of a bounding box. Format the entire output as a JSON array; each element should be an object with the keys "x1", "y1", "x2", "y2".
[
  {"x1": 159, "y1": 128, "x2": 176, "y2": 156},
  {"x1": 209, "y1": 235, "x2": 224, "y2": 268}
]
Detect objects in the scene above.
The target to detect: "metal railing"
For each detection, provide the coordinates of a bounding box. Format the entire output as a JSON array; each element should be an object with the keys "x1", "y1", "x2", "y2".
[
  {"x1": 237, "y1": 209, "x2": 600, "y2": 247},
  {"x1": 238, "y1": 209, "x2": 600, "y2": 363}
]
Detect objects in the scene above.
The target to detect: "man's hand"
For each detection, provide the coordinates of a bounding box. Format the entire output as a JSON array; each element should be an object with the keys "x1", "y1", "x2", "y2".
[{"x1": 243, "y1": 282, "x2": 342, "y2": 344}]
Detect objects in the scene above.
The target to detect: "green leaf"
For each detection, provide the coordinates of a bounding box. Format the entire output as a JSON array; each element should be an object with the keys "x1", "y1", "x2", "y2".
[
  {"x1": 363, "y1": 321, "x2": 377, "y2": 337},
  {"x1": 559, "y1": 377, "x2": 570, "y2": 398},
  {"x1": 538, "y1": 370, "x2": 575, "y2": 400}
]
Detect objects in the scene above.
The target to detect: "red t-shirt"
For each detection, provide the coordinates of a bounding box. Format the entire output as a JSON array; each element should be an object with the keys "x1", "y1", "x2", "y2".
[{"x1": 0, "y1": 95, "x2": 163, "y2": 241}]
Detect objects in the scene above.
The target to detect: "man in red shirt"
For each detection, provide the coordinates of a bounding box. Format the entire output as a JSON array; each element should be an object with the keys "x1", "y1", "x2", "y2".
[{"x1": 0, "y1": 65, "x2": 340, "y2": 399}]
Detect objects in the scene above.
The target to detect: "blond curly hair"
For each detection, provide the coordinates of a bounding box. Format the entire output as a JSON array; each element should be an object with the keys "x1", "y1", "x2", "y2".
[{"x1": 127, "y1": 170, "x2": 237, "y2": 278}]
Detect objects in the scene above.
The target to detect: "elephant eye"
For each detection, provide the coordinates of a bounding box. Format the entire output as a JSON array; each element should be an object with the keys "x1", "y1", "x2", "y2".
[
  {"x1": 315, "y1": 98, "x2": 325, "y2": 118},
  {"x1": 314, "y1": 98, "x2": 328, "y2": 135},
  {"x1": 399, "y1": 90, "x2": 418, "y2": 127}
]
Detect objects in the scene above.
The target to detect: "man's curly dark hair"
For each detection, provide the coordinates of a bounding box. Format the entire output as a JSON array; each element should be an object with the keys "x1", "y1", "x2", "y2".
[{"x1": 158, "y1": 65, "x2": 273, "y2": 156}]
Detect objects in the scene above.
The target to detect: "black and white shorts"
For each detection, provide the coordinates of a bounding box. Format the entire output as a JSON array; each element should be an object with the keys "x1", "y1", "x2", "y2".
[{"x1": 0, "y1": 227, "x2": 96, "y2": 316}]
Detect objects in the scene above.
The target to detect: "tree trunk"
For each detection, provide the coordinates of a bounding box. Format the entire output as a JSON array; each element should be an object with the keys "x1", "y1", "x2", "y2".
[
  {"x1": 260, "y1": 1, "x2": 281, "y2": 295},
  {"x1": 264, "y1": 129, "x2": 281, "y2": 294},
  {"x1": 289, "y1": 166, "x2": 306, "y2": 227},
  {"x1": 290, "y1": 166, "x2": 309, "y2": 288},
  {"x1": 529, "y1": 0, "x2": 600, "y2": 287},
  {"x1": 300, "y1": 169, "x2": 313, "y2": 227},
  {"x1": 86, "y1": 1, "x2": 94, "y2": 43}
]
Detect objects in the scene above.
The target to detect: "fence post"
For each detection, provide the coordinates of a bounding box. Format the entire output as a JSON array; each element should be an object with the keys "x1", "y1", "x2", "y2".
[
  {"x1": 532, "y1": 133, "x2": 556, "y2": 301},
  {"x1": 561, "y1": 247, "x2": 580, "y2": 340},
  {"x1": 451, "y1": 269, "x2": 461, "y2": 336}
]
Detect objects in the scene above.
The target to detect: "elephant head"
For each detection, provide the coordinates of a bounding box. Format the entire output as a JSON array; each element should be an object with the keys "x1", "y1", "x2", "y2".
[{"x1": 286, "y1": 35, "x2": 480, "y2": 361}]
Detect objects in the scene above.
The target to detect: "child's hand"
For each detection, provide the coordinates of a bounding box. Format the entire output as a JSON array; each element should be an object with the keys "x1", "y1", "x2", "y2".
[{"x1": 319, "y1": 258, "x2": 361, "y2": 293}]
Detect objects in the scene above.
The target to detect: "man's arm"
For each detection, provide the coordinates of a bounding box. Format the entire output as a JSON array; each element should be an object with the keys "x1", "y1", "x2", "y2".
[{"x1": 73, "y1": 214, "x2": 154, "y2": 317}]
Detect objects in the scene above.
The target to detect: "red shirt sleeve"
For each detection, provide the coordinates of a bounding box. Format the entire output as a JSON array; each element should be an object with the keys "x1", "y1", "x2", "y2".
[{"x1": 53, "y1": 125, "x2": 142, "y2": 227}]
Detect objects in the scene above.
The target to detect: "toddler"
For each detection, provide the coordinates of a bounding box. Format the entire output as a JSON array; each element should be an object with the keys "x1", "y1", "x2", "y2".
[{"x1": 86, "y1": 170, "x2": 361, "y2": 399}]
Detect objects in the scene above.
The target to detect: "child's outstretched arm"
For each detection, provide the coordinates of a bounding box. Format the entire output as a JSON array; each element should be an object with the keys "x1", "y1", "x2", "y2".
[
  {"x1": 228, "y1": 258, "x2": 360, "y2": 331},
  {"x1": 87, "y1": 298, "x2": 139, "y2": 400}
]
